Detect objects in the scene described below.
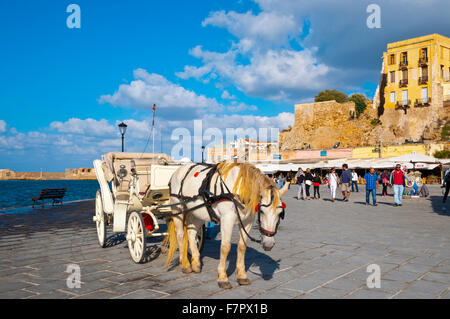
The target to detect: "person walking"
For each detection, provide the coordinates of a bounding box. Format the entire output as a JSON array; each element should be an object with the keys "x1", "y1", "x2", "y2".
[
  {"x1": 304, "y1": 168, "x2": 313, "y2": 200},
  {"x1": 295, "y1": 168, "x2": 306, "y2": 200},
  {"x1": 380, "y1": 170, "x2": 389, "y2": 197},
  {"x1": 312, "y1": 171, "x2": 321, "y2": 200},
  {"x1": 277, "y1": 173, "x2": 285, "y2": 189},
  {"x1": 340, "y1": 164, "x2": 352, "y2": 202},
  {"x1": 328, "y1": 168, "x2": 339, "y2": 202},
  {"x1": 363, "y1": 168, "x2": 378, "y2": 206},
  {"x1": 442, "y1": 167, "x2": 450, "y2": 205},
  {"x1": 351, "y1": 170, "x2": 359, "y2": 192},
  {"x1": 389, "y1": 164, "x2": 411, "y2": 207}
]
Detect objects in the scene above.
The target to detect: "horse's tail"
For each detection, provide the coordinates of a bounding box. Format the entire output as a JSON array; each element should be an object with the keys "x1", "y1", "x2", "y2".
[{"x1": 164, "y1": 214, "x2": 190, "y2": 268}]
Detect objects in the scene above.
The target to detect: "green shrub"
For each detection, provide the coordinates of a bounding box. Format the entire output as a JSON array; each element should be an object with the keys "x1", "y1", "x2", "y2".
[
  {"x1": 349, "y1": 94, "x2": 367, "y2": 117},
  {"x1": 433, "y1": 149, "x2": 450, "y2": 158},
  {"x1": 314, "y1": 89, "x2": 348, "y2": 103},
  {"x1": 441, "y1": 125, "x2": 450, "y2": 140},
  {"x1": 370, "y1": 118, "x2": 382, "y2": 126}
]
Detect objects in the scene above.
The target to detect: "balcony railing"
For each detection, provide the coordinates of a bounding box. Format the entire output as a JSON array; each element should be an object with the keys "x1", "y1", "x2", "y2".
[
  {"x1": 396, "y1": 100, "x2": 411, "y2": 108},
  {"x1": 399, "y1": 79, "x2": 408, "y2": 87},
  {"x1": 414, "y1": 97, "x2": 431, "y2": 107},
  {"x1": 418, "y1": 75, "x2": 428, "y2": 85},
  {"x1": 418, "y1": 56, "x2": 428, "y2": 65},
  {"x1": 399, "y1": 60, "x2": 408, "y2": 69}
]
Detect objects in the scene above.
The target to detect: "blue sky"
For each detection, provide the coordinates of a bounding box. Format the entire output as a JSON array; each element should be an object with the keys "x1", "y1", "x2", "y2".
[{"x1": 1, "y1": 0, "x2": 449, "y2": 171}]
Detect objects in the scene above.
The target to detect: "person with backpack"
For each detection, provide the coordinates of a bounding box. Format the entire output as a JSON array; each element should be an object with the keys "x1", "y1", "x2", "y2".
[
  {"x1": 312, "y1": 171, "x2": 322, "y2": 200},
  {"x1": 340, "y1": 164, "x2": 352, "y2": 202},
  {"x1": 295, "y1": 168, "x2": 306, "y2": 200},
  {"x1": 389, "y1": 164, "x2": 411, "y2": 207}
]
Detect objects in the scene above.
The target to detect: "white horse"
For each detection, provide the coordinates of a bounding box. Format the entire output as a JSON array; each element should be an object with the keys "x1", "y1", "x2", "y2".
[{"x1": 165, "y1": 162, "x2": 289, "y2": 289}]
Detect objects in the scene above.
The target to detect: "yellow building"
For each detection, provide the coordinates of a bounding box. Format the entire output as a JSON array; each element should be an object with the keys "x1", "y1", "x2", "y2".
[{"x1": 382, "y1": 33, "x2": 450, "y2": 110}]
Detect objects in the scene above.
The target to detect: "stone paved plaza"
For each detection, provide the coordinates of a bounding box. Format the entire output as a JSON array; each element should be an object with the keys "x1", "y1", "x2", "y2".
[{"x1": 0, "y1": 185, "x2": 449, "y2": 299}]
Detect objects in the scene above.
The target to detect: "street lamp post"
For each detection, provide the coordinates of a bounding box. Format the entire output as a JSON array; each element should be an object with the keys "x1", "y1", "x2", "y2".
[
  {"x1": 118, "y1": 122, "x2": 128, "y2": 152},
  {"x1": 202, "y1": 146, "x2": 205, "y2": 163}
]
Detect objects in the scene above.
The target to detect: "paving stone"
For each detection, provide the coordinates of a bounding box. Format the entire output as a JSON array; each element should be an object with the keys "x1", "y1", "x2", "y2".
[
  {"x1": 114, "y1": 288, "x2": 169, "y2": 299},
  {"x1": 345, "y1": 288, "x2": 392, "y2": 299},
  {"x1": 324, "y1": 278, "x2": 364, "y2": 291},
  {"x1": 301, "y1": 287, "x2": 346, "y2": 299},
  {"x1": 406, "y1": 280, "x2": 449, "y2": 295},
  {"x1": 421, "y1": 272, "x2": 450, "y2": 284},
  {"x1": 383, "y1": 270, "x2": 422, "y2": 283}
]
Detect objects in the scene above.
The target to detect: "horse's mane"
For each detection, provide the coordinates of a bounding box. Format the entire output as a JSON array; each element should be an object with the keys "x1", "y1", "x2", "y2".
[{"x1": 219, "y1": 162, "x2": 279, "y2": 213}]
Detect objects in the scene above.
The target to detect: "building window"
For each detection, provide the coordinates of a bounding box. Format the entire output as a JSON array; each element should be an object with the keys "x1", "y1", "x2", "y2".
[
  {"x1": 421, "y1": 66, "x2": 428, "y2": 77},
  {"x1": 441, "y1": 65, "x2": 444, "y2": 79},
  {"x1": 390, "y1": 71, "x2": 395, "y2": 83},
  {"x1": 390, "y1": 91, "x2": 396, "y2": 103},
  {"x1": 389, "y1": 54, "x2": 396, "y2": 65},
  {"x1": 421, "y1": 48, "x2": 428, "y2": 59},
  {"x1": 402, "y1": 69, "x2": 408, "y2": 80},
  {"x1": 402, "y1": 90, "x2": 408, "y2": 105},
  {"x1": 421, "y1": 87, "x2": 428, "y2": 103},
  {"x1": 401, "y1": 52, "x2": 408, "y2": 63}
]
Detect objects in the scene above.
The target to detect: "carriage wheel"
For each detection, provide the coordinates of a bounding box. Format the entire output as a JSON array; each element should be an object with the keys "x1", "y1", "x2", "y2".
[
  {"x1": 95, "y1": 190, "x2": 107, "y2": 248},
  {"x1": 127, "y1": 212, "x2": 147, "y2": 263}
]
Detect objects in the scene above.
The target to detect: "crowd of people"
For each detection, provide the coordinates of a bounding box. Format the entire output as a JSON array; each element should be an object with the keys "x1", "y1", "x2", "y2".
[{"x1": 273, "y1": 163, "x2": 437, "y2": 207}]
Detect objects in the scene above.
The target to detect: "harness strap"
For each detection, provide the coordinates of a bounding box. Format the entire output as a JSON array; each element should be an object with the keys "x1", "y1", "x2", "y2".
[{"x1": 216, "y1": 168, "x2": 262, "y2": 244}]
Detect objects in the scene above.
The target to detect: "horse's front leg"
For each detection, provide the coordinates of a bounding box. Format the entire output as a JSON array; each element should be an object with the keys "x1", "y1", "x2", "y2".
[
  {"x1": 217, "y1": 214, "x2": 234, "y2": 289},
  {"x1": 236, "y1": 216, "x2": 253, "y2": 286},
  {"x1": 187, "y1": 216, "x2": 204, "y2": 273}
]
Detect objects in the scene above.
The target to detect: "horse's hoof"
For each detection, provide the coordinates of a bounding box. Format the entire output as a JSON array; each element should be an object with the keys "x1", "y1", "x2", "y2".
[
  {"x1": 218, "y1": 281, "x2": 232, "y2": 289},
  {"x1": 182, "y1": 267, "x2": 192, "y2": 274},
  {"x1": 237, "y1": 278, "x2": 251, "y2": 286},
  {"x1": 192, "y1": 265, "x2": 202, "y2": 273}
]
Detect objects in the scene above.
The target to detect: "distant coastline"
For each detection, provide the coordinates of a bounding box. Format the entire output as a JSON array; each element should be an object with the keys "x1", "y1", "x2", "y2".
[{"x1": 0, "y1": 168, "x2": 96, "y2": 181}]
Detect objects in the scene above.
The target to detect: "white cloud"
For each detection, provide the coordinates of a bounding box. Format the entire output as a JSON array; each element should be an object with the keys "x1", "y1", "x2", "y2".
[
  {"x1": 202, "y1": 9, "x2": 299, "y2": 51},
  {"x1": 50, "y1": 118, "x2": 116, "y2": 137},
  {"x1": 221, "y1": 90, "x2": 236, "y2": 100},
  {"x1": 176, "y1": 3, "x2": 333, "y2": 102},
  {"x1": 227, "y1": 102, "x2": 257, "y2": 113},
  {"x1": 180, "y1": 46, "x2": 330, "y2": 101},
  {"x1": 0, "y1": 120, "x2": 6, "y2": 133},
  {"x1": 99, "y1": 68, "x2": 223, "y2": 113}
]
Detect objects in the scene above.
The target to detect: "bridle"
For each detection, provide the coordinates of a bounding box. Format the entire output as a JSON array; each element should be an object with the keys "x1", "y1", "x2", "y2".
[{"x1": 255, "y1": 186, "x2": 286, "y2": 238}]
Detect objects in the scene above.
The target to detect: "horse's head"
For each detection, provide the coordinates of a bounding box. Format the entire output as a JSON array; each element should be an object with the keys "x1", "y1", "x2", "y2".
[{"x1": 257, "y1": 182, "x2": 289, "y2": 251}]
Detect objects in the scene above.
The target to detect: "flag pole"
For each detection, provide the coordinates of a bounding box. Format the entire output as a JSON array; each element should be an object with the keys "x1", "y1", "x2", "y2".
[{"x1": 152, "y1": 104, "x2": 156, "y2": 154}]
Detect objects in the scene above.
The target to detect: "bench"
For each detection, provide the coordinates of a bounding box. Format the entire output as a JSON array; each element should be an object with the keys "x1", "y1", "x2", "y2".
[{"x1": 31, "y1": 188, "x2": 66, "y2": 208}]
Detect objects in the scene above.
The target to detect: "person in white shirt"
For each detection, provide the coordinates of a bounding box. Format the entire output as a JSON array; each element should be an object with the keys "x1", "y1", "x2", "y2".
[
  {"x1": 328, "y1": 168, "x2": 339, "y2": 202},
  {"x1": 351, "y1": 169, "x2": 359, "y2": 192}
]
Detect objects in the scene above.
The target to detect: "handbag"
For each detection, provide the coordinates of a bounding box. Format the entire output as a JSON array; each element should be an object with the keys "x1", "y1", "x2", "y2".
[{"x1": 305, "y1": 180, "x2": 312, "y2": 186}]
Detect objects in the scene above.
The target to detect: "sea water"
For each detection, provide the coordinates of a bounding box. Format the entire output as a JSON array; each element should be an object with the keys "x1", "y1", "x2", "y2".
[{"x1": 0, "y1": 180, "x2": 99, "y2": 209}]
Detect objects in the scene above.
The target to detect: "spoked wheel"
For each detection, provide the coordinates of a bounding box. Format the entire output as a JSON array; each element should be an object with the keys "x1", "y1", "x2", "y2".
[
  {"x1": 127, "y1": 212, "x2": 147, "y2": 263},
  {"x1": 94, "y1": 190, "x2": 107, "y2": 248}
]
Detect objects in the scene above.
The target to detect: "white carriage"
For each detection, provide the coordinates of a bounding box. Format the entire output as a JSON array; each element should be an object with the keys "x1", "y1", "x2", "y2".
[{"x1": 93, "y1": 152, "x2": 205, "y2": 263}]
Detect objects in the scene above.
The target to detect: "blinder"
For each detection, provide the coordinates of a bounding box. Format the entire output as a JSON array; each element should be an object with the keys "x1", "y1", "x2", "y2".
[{"x1": 257, "y1": 186, "x2": 286, "y2": 237}]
